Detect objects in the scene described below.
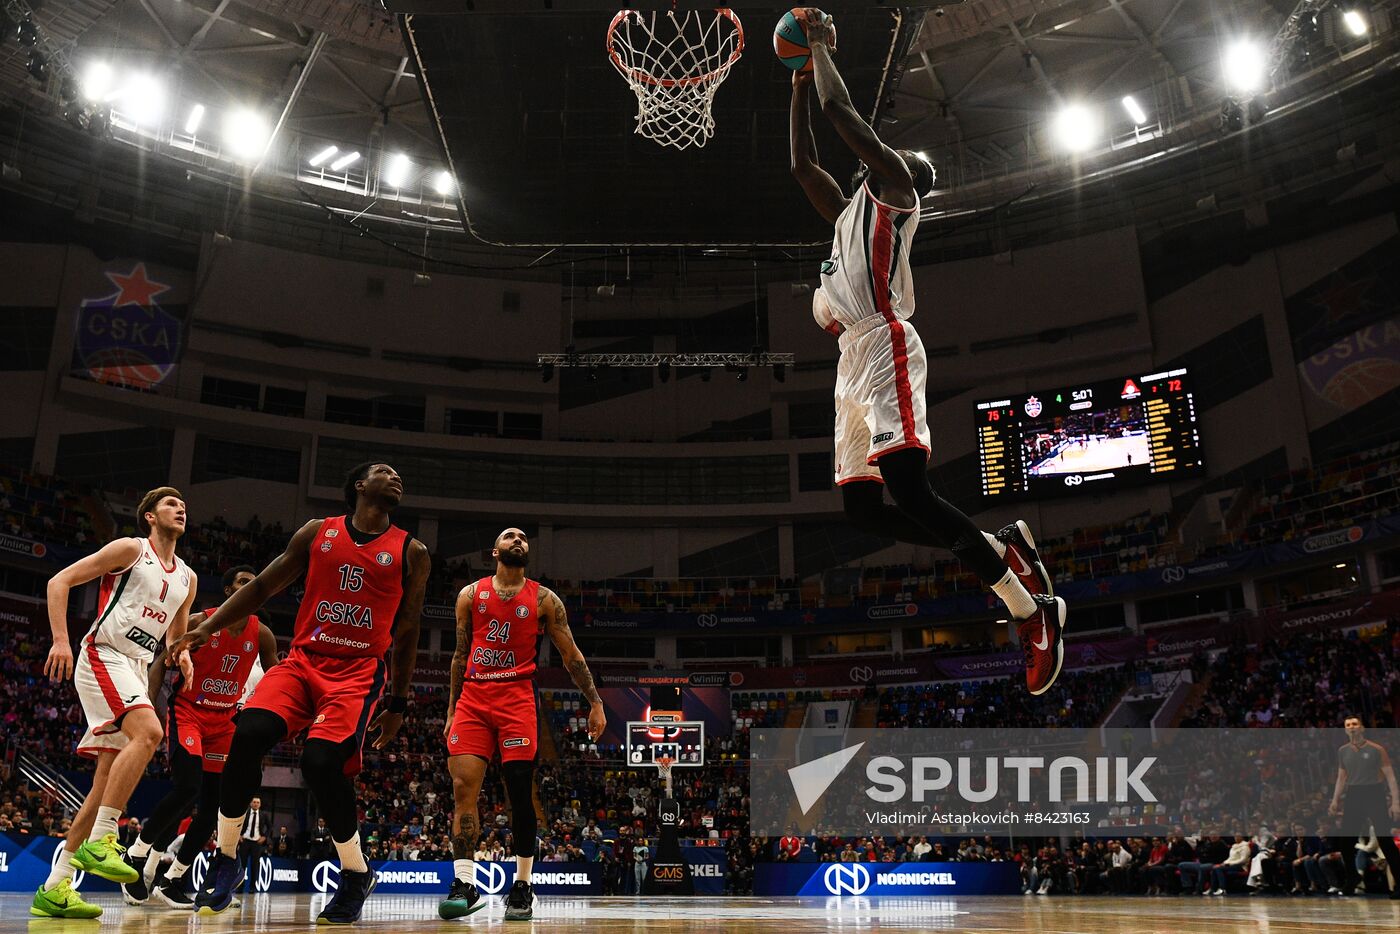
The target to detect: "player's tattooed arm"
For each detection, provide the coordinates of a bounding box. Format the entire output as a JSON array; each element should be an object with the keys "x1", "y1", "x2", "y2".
[
  {"x1": 446, "y1": 581, "x2": 478, "y2": 728},
  {"x1": 543, "y1": 588, "x2": 607, "y2": 741}
]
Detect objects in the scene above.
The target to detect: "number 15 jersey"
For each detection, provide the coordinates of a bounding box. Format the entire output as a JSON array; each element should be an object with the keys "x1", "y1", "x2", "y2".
[{"x1": 292, "y1": 515, "x2": 409, "y2": 659}]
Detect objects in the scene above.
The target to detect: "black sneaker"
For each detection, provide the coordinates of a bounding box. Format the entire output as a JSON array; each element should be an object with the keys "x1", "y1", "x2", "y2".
[
  {"x1": 438, "y1": 878, "x2": 485, "y2": 920},
  {"x1": 195, "y1": 852, "x2": 242, "y2": 915},
  {"x1": 503, "y1": 880, "x2": 533, "y2": 921},
  {"x1": 317, "y1": 868, "x2": 376, "y2": 925},
  {"x1": 156, "y1": 876, "x2": 195, "y2": 909},
  {"x1": 121, "y1": 852, "x2": 151, "y2": 905}
]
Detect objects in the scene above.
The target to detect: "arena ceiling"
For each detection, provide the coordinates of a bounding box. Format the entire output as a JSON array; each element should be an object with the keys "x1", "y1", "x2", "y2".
[{"x1": 1, "y1": 1, "x2": 1397, "y2": 254}]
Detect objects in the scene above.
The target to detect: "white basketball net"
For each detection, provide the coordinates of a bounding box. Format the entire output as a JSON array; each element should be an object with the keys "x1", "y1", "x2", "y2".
[{"x1": 607, "y1": 8, "x2": 744, "y2": 150}]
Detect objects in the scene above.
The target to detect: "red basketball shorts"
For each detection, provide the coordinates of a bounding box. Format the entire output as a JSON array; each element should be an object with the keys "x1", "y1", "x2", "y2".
[
  {"x1": 242, "y1": 648, "x2": 386, "y2": 775},
  {"x1": 446, "y1": 679, "x2": 538, "y2": 763},
  {"x1": 167, "y1": 699, "x2": 237, "y2": 773}
]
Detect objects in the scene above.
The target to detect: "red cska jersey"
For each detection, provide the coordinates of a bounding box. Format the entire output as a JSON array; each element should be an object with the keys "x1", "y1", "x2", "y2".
[
  {"x1": 292, "y1": 515, "x2": 410, "y2": 659},
  {"x1": 174, "y1": 610, "x2": 261, "y2": 712},
  {"x1": 465, "y1": 577, "x2": 542, "y2": 683}
]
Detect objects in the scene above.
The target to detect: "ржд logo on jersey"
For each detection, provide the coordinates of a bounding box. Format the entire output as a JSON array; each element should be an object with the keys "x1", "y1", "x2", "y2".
[{"x1": 125, "y1": 626, "x2": 161, "y2": 653}]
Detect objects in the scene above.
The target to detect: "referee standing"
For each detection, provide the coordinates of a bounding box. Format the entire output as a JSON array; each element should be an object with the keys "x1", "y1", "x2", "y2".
[{"x1": 1328, "y1": 715, "x2": 1400, "y2": 899}]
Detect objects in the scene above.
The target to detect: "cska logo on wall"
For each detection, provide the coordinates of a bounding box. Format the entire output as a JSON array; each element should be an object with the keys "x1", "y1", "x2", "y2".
[{"x1": 73, "y1": 263, "x2": 184, "y2": 390}]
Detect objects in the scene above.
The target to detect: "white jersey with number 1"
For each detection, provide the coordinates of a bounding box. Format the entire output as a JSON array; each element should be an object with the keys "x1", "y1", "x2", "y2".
[{"x1": 84, "y1": 537, "x2": 192, "y2": 661}]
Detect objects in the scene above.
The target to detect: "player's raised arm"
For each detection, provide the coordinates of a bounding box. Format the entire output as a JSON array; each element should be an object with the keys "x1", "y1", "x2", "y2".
[
  {"x1": 44, "y1": 536, "x2": 143, "y2": 681},
  {"x1": 790, "y1": 71, "x2": 848, "y2": 224},
  {"x1": 443, "y1": 581, "x2": 478, "y2": 739},
  {"x1": 805, "y1": 11, "x2": 914, "y2": 202},
  {"x1": 371, "y1": 537, "x2": 430, "y2": 749},
  {"x1": 168, "y1": 518, "x2": 322, "y2": 662},
  {"x1": 541, "y1": 587, "x2": 605, "y2": 741}
]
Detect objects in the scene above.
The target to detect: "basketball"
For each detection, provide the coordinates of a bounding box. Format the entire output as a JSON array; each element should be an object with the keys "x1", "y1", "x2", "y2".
[{"x1": 773, "y1": 9, "x2": 834, "y2": 72}]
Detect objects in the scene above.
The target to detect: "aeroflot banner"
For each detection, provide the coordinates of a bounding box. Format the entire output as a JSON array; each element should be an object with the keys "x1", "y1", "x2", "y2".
[
  {"x1": 755, "y1": 862, "x2": 1020, "y2": 896},
  {"x1": 0, "y1": 836, "x2": 725, "y2": 896},
  {"x1": 750, "y1": 727, "x2": 1400, "y2": 838}
]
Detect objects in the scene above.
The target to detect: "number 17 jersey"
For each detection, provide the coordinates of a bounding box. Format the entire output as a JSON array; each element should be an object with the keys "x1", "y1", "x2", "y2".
[{"x1": 292, "y1": 515, "x2": 409, "y2": 659}]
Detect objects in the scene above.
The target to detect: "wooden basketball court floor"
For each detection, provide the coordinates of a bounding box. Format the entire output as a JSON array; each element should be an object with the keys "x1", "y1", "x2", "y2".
[{"x1": 4, "y1": 893, "x2": 1398, "y2": 932}]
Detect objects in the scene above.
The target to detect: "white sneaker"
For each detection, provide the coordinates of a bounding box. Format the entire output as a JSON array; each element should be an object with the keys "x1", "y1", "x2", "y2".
[
  {"x1": 1327, "y1": 887, "x2": 1341, "y2": 895},
  {"x1": 1210, "y1": 888, "x2": 1225, "y2": 896}
]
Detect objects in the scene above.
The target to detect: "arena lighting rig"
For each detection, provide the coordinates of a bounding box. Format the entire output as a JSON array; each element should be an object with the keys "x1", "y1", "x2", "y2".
[{"x1": 535, "y1": 352, "x2": 795, "y2": 384}]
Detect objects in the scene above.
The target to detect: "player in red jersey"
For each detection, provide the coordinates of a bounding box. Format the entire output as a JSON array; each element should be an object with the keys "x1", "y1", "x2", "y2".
[
  {"x1": 169, "y1": 463, "x2": 430, "y2": 924},
  {"x1": 437, "y1": 528, "x2": 605, "y2": 922},
  {"x1": 120, "y1": 565, "x2": 278, "y2": 908}
]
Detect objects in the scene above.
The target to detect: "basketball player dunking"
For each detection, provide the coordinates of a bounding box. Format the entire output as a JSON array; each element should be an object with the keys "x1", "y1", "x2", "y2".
[
  {"x1": 36, "y1": 487, "x2": 197, "y2": 919},
  {"x1": 437, "y1": 528, "x2": 605, "y2": 922},
  {"x1": 122, "y1": 565, "x2": 279, "y2": 909},
  {"x1": 789, "y1": 8, "x2": 1068, "y2": 695},
  {"x1": 169, "y1": 462, "x2": 430, "y2": 924}
]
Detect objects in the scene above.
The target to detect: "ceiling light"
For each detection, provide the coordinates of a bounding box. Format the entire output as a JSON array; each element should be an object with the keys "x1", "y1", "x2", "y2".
[
  {"x1": 330, "y1": 150, "x2": 361, "y2": 171},
  {"x1": 1342, "y1": 10, "x2": 1368, "y2": 36},
  {"x1": 120, "y1": 74, "x2": 166, "y2": 126},
  {"x1": 81, "y1": 62, "x2": 113, "y2": 102},
  {"x1": 1222, "y1": 39, "x2": 1266, "y2": 95},
  {"x1": 1052, "y1": 103, "x2": 1099, "y2": 153},
  {"x1": 384, "y1": 152, "x2": 412, "y2": 188},
  {"x1": 222, "y1": 108, "x2": 271, "y2": 161},
  {"x1": 184, "y1": 104, "x2": 205, "y2": 135},
  {"x1": 1121, "y1": 95, "x2": 1147, "y2": 126},
  {"x1": 308, "y1": 145, "x2": 339, "y2": 167},
  {"x1": 432, "y1": 170, "x2": 455, "y2": 195}
]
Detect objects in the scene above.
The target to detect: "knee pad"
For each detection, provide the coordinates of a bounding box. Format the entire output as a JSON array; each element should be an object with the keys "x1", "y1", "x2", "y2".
[{"x1": 299, "y1": 738, "x2": 352, "y2": 781}]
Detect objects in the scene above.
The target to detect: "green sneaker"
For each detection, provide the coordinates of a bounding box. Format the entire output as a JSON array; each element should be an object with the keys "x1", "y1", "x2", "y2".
[
  {"x1": 71, "y1": 834, "x2": 139, "y2": 883},
  {"x1": 30, "y1": 879, "x2": 103, "y2": 918}
]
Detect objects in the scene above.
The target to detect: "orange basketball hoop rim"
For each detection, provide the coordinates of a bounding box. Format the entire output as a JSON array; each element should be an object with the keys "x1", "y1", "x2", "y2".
[{"x1": 606, "y1": 8, "x2": 745, "y2": 89}]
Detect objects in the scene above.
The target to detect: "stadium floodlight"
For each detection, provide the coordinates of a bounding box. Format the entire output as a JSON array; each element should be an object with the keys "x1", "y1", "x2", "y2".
[
  {"x1": 1222, "y1": 39, "x2": 1267, "y2": 95},
  {"x1": 1052, "y1": 103, "x2": 1099, "y2": 154},
  {"x1": 1342, "y1": 9, "x2": 1368, "y2": 36},
  {"x1": 384, "y1": 153, "x2": 412, "y2": 188},
  {"x1": 330, "y1": 150, "x2": 361, "y2": 171},
  {"x1": 120, "y1": 74, "x2": 166, "y2": 126},
  {"x1": 223, "y1": 108, "x2": 271, "y2": 161},
  {"x1": 81, "y1": 62, "x2": 114, "y2": 102},
  {"x1": 308, "y1": 145, "x2": 339, "y2": 167},
  {"x1": 433, "y1": 170, "x2": 455, "y2": 195},
  {"x1": 1121, "y1": 95, "x2": 1148, "y2": 126},
  {"x1": 184, "y1": 104, "x2": 205, "y2": 135}
]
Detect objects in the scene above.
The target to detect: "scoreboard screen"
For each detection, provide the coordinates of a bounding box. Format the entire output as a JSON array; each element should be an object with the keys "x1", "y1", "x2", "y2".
[{"x1": 975, "y1": 368, "x2": 1203, "y2": 500}]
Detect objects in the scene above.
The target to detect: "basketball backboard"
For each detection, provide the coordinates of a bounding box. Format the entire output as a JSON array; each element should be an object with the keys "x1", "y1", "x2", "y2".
[{"x1": 627, "y1": 720, "x2": 705, "y2": 768}]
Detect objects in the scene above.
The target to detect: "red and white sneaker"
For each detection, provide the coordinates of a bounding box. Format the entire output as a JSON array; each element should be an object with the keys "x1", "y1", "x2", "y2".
[
  {"x1": 996, "y1": 520, "x2": 1054, "y2": 597},
  {"x1": 1018, "y1": 594, "x2": 1068, "y2": 696}
]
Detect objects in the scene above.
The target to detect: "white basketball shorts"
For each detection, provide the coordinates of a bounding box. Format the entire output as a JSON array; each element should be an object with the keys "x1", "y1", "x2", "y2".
[
  {"x1": 833, "y1": 314, "x2": 931, "y2": 485},
  {"x1": 74, "y1": 639, "x2": 155, "y2": 758}
]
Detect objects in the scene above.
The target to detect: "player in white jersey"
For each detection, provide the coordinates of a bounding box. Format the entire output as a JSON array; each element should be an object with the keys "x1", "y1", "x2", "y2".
[
  {"x1": 789, "y1": 9, "x2": 1068, "y2": 698},
  {"x1": 36, "y1": 486, "x2": 196, "y2": 919}
]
